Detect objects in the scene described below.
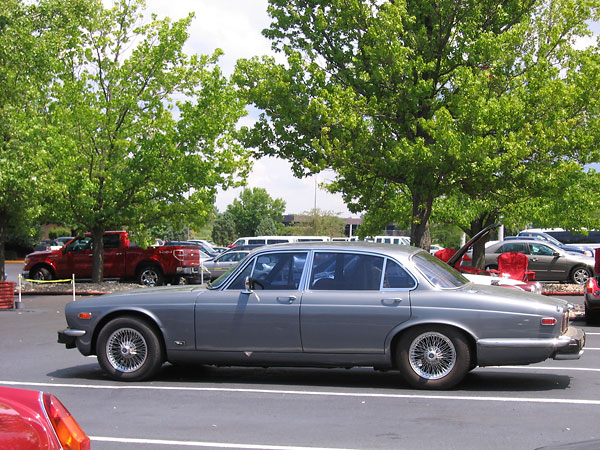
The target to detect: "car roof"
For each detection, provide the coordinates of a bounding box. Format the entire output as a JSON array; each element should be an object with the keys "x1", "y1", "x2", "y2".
[
  {"x1": 248, "y1": 240, "x2": 424, "y2": 257},
  {"x1": 493, "y1": 238, "x2": 559, "y2": 247}
]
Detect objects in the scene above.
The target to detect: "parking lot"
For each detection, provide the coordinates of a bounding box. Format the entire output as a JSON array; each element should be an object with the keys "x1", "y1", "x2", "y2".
[{"x1": 2, "y1": 264, "x2": 600, "y2": 449}]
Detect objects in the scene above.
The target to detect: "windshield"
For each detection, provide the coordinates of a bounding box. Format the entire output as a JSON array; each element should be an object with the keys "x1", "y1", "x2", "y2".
[{"x1": 412, "y1": 251, "x2": 469, "y2": 288}]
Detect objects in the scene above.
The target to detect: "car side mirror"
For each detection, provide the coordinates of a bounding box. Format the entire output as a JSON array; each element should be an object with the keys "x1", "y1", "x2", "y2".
[{"x1": 243, "y1": 276, "x2": 254, "y2": 293}]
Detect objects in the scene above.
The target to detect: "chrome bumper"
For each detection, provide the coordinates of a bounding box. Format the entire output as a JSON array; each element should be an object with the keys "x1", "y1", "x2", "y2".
[
  {"x1": 57, "y1": 328, "x2": 86, "y2": 349},
  {"x1": 552, "y1": 326, "x2": 585, "y2": 360}
]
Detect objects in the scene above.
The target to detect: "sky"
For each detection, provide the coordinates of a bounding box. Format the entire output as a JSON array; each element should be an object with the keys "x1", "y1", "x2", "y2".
[{"x1": 135, "y1": 0, "x2": 355, "y2": 217}]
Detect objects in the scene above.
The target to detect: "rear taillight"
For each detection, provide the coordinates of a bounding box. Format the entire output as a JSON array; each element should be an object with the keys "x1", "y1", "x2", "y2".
[
  {"x1": 586, "y1": 278, "x2": 598, "y2": 294},
  {"x1": 42, "y1": 393, "x2": 90, "y2": 450}
]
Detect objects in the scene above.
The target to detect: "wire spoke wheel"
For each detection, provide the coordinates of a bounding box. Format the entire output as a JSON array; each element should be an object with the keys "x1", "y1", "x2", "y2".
[
  {"x1": 106, "y1": 327, "x2": 148, "y2": 373},
  {"x1": 408, "y1": 331, "x2": 456, "y2": 380}
]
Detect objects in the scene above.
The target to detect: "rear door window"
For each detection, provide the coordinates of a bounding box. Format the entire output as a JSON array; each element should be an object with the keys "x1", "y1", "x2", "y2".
[{"x1": 310, "y1": 252, "x2": 384, "y2": 290}]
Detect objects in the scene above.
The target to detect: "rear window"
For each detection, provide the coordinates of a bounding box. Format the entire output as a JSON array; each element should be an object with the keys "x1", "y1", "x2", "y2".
[{"x1": 412, "y1": 251, "x2": 468, "y2": 288}]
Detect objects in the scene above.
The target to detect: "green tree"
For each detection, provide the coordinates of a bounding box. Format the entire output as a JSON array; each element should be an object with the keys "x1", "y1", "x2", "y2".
[
  {"x1": 45, "y1": 0, "x2": 250, "y2": 282},
  {"x1": 212, "y1": 211, "x2": 237, "y2": 246},
  {"x1": 234, "y1": 0, "x2": 600, "y2": 252},
  {"x1": 226, "y1": 188, "x2": 286, "y2": 237},
  {"x1": 255, "y1": 217, "x2": 279, "y2": 236},
  {"x1": 0, "y1": 0, "x2": 91, "y2": 280},
  {"x1": 286, "y1": 208, "x2": 345, "y2": 237}
]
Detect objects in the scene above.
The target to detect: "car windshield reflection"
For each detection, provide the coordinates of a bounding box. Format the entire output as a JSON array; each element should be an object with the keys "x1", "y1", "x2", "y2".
[{"x1": 412, "y1": 251, "x2": 469, "y2": 288}]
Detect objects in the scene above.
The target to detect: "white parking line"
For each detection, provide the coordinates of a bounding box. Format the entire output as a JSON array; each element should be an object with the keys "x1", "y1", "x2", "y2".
[
  {"x1": 2, "y1": 379, "x2": 600, "y2": 405},
  {"x1": 90, "y1": 436, "x2": 357, "y2": 449}
]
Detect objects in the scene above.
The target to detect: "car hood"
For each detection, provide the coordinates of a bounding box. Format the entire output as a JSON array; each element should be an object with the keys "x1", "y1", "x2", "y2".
[
  {"x1": 447, "y1": 223, "x2": 501, "y2": 267},
  {"x1": 25, "y1": 249, "x2": 61, "y2": 258}
]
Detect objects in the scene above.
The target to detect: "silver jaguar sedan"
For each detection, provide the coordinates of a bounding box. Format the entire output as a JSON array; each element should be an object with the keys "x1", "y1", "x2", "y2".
[{"x1": 58, "y1": 242, "x2": 584, "y2": 390}]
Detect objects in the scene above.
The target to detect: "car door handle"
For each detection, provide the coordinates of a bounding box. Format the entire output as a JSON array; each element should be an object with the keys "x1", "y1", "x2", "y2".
[
  {"x1": 277, "y1": 296, "x2": 297, "y2": 303},
  {"x1": 381, "y1": 297, "x2": 402, "y2": 306}
]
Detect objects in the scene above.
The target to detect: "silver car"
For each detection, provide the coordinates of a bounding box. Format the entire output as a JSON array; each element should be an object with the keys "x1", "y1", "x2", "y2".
[
  {"x1": 201, "y1": 250, "x2": 250, "y2": 280},
  {"x1": 484, "y1": 239, "x2": 594, "y2": 284},
  {"x1": 58, "y1": 242, "x2": 584, "y2": 390}
]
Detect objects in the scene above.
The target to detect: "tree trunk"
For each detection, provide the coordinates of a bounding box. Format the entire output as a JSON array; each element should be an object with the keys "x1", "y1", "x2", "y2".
[
  {"x1": 468, "y1": 215, "x2": 497, "y2": 269},
  {"x1": 91, "y1": 228, "x2": 104, "y2": 283},
  {"x1": 410, "y1": 193, "x2": 433, "y2": 250}
]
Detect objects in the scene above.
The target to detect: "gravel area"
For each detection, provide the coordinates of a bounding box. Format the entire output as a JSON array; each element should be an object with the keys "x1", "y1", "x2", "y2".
[{"x1": 10, "y1": 280, "x2": 585, "y2": 295}]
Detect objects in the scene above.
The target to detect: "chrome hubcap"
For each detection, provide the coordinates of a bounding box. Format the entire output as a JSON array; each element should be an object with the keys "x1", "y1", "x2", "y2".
[
  {"x1": 409, "y1": 332, "x2": 456, "y2": 380},
  {"x1": 574, "y1": 269, "x2": 589, "y2": 285},
  {"x1": 106, "y1": 328, "x2": 147, "y2": 373},
  {"x1": 140, "y1": 270, "x2": 158, "y2": 286}
]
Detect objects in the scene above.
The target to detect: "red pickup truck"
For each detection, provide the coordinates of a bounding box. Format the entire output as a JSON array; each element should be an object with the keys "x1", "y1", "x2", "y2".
[{"x1": 22, "y1": 231, "x2": 203, "y2": 286}]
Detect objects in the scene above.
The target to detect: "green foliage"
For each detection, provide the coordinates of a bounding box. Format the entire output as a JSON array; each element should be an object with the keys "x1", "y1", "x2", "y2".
[
  {"x1": 0, "y1": 0, "x2": 93, "y2": 279},
  {"x1": 226, "y1": 188, "x2": 286, "y2": 237},
  {"x1": 286, "y1": 208, "x2": 345, "y2": 237},
  {"x1": 255, "y1": 217, "x2": 279, "y2": 236},
  {"x1": 235, "y1": 0, "x2": 600, "y2": 250},
  {"x1": 212, "y1": 211, "x2": 237, "y2": 246},
  {"x1": 48, "y1": 227, "x2": 72, "y2": 240},
  {"x1": 42, "y1": 0, "x2": 250, "y2": 280}
]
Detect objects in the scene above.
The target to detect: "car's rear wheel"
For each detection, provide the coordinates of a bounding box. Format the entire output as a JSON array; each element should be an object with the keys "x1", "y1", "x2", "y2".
[
  {"x1": 138, "y1": 265, "x2": 164, "y2": 286},
  {"x1": 570, "y1": 266, "x2": 592, "y2": 285},
  {"x1": 30, "y1": 266, "x2": 52, "y2": 281},
  {"x1": 96, "y1": 316, "x2": 164, "y2": 381},
  {"x1": 396, "y1": 326, "x2": 471, "y2": 390}
]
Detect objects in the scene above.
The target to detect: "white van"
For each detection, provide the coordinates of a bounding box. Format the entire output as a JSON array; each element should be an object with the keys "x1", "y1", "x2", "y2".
[
  {"x1": 373, "y1": 235, "x2": 410, "y2": 245},
  {"x1": 229, "y1": 235, "x2": 331, "y2": 247}
]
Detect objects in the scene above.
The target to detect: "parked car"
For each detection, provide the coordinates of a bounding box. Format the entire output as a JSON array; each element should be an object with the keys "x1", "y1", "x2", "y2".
[
  {"x1": 162, "y1": 241, "x2": 214, "y2": 260},
  {"x1": 222, "y1": 243, "x2": 266, "y2": 252},
  {"x1": 0, "y1": 386, "x2": 90, "y2": 450},
  {"x1": 429, "y1": 244, "x2": 445, "y2": 255},
  {"x1": 514, "y1": 231, "x2": 594, "y2": 256},
  {"x1": 24, "y1": 231, "x2": 206, "y2": 286},
  {"x1": 58, "y1": 241, "x2": 584, "y2": 390},
  {"x1": 440, "y1": 224, "x2": 541, "y2": 294},
  {"x1": 483, "y1": 239, "x2": 594, "y2": 284},
  {"x1": 202, "y1": 250, "x2": 250, "y2": 280}
]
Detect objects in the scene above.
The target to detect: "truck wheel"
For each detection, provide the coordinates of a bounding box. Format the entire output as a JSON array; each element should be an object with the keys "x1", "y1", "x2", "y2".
[
  {"x1": 30, "y1": 267, "x2": 52, "y2": 281},
  {"x1": 96, "y1": 316, "x2": 164, "y2": 381},
  {"x1": 138, "y1": 266, "x2": 163, "y2": 286},
  {"x1": 396, "y1": 325, "x2": 471, "y2": 390}
]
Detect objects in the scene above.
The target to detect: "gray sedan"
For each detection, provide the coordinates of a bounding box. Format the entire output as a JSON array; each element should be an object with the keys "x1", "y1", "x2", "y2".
[
  {"x1": 58, "y1": 242, "x2": 584, "y2": 390},
  {"x1": 484, "y1": 239, "x2": 594, "y2": 284}
]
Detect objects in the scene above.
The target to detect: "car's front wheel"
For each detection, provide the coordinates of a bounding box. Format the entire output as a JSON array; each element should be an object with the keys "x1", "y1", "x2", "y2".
[
  {"x1": 570, "y1": 266, "x2": 592, "y2": 285},
  {"x1": 96, "y1": 316, "x2": 164, "y2": 381},
  {"x1": 30, "y1": 266, "x2": 53, "y2": 281},
  {"x1": 396, "y1": 326, "x2": 471, "y2": 390}
]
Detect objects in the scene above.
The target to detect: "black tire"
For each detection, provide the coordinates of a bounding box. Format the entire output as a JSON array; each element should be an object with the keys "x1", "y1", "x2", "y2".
[
  {"x1": 585, "y1": 303, "x2": 600, "y2": 325},
  {"x1": 570, "y1": 266, "x2": 592, "y2": 285},
  {"x1": 137, "y1": 265, "x2": 164, "y2": 286},
  {"x1": 96, "y1": 316, "x2": 164, "y2": 381},
  {"x1": 396, "y1": 325, "x2": 471, "y2": 390},
  {"x1": 30, "y1": 266, "x2": 52, "y2": 281}
]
